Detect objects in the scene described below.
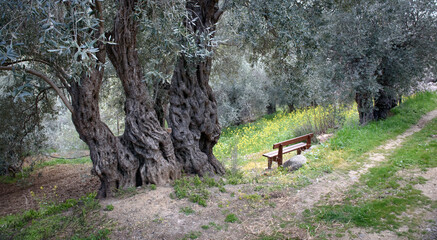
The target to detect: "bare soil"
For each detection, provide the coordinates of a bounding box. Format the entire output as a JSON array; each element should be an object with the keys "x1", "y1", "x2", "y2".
[
  {"x1": 1, "y1": 110, "x2": 436, "y2": 239},
  {"x1": 0, "y1": 156, "x2": 99, "y2": 216}
]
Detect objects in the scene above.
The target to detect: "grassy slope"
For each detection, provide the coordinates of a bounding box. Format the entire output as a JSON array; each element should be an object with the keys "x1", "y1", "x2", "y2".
[
  {"x1": 215, "y1": 92, "x2": 437, "y2": 173},
  {"x1": 301, "y1": 119, "x2": 436, "y2": 238},
  {"x1": 299, "y1": 93, "x2": 437, "y2": 238},
  {"x1": 330, "y1": 92, "x2": 437, "y2": 156}
]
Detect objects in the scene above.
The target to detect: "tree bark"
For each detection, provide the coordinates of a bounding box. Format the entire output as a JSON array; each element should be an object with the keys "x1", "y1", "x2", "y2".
[
  {"x1": 154, "y1": 81, "x2": 170, "y2": 128},
  {"x1": 287, "y1": 103, "x2": 295, "y2": 113},
  {"x1": 267, "y1": 102, "x2": 276, "y2": 114},
  {"x1": 355, "y1": 91, "x2": 374, "y2": 125},
  {"x1": 70, "y1": 72, "x2": 136, "y2": 199},
  {"x1": 70, "y1": 0, "x2": 181, "y2": 198},
  {"x1": 373, "y1": 88, "x2": 398, "y2": 121},
  {"x1": 169, "y1": 0, "x2": 225, "y2": 176},
  {"x1": 107, "y1": 0, "x2": 181, "y2": 188}
]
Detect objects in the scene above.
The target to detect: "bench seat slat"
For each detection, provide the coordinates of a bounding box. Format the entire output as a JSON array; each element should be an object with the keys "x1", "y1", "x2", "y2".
[{"x1": 262, "y1": 142, "x2": 307, "y2": 158}]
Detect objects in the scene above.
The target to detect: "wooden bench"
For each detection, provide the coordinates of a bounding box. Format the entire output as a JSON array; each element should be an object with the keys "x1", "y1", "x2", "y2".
[{"x1": 263, "y1": 133, "x2": 313, "y2": 169}]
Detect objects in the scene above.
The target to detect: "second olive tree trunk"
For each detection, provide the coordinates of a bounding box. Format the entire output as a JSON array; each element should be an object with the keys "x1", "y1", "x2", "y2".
[{"x1": 169, "y1": 0, "x2": 225, "y2": 176}]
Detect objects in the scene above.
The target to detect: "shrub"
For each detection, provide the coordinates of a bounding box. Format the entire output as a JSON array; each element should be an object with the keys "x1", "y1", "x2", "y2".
[{"x1": 0, "y1": 77, "x2": 55, "y2": 175}]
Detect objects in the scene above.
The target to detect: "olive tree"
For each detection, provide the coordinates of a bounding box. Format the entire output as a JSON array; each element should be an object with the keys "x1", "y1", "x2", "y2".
[
  {"x1": 211, "y1": 51, "x2": 270, "y2": 126},
  {"x1": 221, "y1": 0, "x2": 326, "y2": 111},
  {"x1": 0, "y1": 75, "x2": 55, "y2": 175},
  {"x1": 318, "y1": 0, "x2": 437, "y2": 124},
  {"x1": 168, "y1": 0, "x2": 228, "y2": 176},
  {"x1": 0, "y1": 0, "x2": 227, "y2": 197}
]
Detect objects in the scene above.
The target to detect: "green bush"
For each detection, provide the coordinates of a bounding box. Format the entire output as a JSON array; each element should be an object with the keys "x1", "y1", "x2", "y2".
[{"x1": 0, "y1": 78, "x2": 56, "y2": 175}]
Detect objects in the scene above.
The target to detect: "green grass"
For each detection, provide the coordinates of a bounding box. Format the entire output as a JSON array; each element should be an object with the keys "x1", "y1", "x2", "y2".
[
  {"x1": 303, "y1": 115, "x2": 437, "y2": 233},
  {"x1": 306, "y1": 186, "x2": 429, "y2": 230},
  {"x1": 172, "y1": 172, "x2": 244, "y2": 207},
  {"x1": 0, "y1": 193, "x2": 112, "y2": 240},
  {"x1": 224, "y1": 213, "x2": 239, "y2": 223},
  {"x1": 361, "y1": 117, "x2": 437, "y2": 191},
  {"x1": 201, "y1": 225, "x2": 210, "y2": 230},
  {"x1": 257, "y1": 232, "x2": 290, "y2": 240},
  {"x1": 390, "y1": 119, "x2": 437, "y2": 170},
  {"x1": 330, "y1": 92, "x2": 437, "y2": 157},
  {"x1": 38, "y1": 157, "x2": 91, "y2": 167},
  {"x1": 180, "y1": 206, "x2": 195, "y2": 215},
  {"x1": 104, "y1": 204, "x2": 114, "y2": 211},
  {"x1": 207, "y1": 221, "x2": 224, "y2": 231},
  {"x1": 172, "y1": 176, "x2": 212, "y2": 207},
  {"x1": 182, "y1": 231, "x2": 202, "y2": 240}
]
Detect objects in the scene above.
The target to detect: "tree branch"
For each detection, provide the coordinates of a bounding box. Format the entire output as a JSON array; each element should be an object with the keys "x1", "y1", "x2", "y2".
[
  {"x1": 214, "y1": 9, "x2": 224, "y2": 21},
  {"x1": 0, "y1": 66, "x2": 74, "y2": 114},
  {"x1": 215, "y1": 0, "x2": 232, "y2": 21},
  {"x1": 93, "y1": 0, "x2": 106, "y2": 64},
  {"x1": 4, "y1": 58, "x2": 71, "y2": 89}
]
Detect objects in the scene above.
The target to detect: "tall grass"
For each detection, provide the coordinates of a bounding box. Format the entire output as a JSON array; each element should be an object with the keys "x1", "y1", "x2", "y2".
[{"x1": 215, "y1": 104, "x2": 358, "y2": 162}]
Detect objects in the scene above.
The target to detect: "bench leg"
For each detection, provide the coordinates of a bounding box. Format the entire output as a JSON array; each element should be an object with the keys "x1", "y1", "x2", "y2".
[
  {"x1": 297, "y1": 149, "x2": 301, "y2": 155},
  {"x1": 268, "y1": 157, "x2": 273, "y2": 169}
]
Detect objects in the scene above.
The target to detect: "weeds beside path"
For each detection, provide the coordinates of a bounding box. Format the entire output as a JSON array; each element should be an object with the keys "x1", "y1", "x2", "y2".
[{"x1": 347, "y1": 109, "x2": 437, "y2": 182}]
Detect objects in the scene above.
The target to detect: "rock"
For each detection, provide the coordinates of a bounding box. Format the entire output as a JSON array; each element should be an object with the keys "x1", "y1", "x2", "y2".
[
  {"x1": 283, "y1": 155, "x2": 307, "y2": 171},
  {"x1": 317, "y1": 133, "x2": 333, "y2": 143}
]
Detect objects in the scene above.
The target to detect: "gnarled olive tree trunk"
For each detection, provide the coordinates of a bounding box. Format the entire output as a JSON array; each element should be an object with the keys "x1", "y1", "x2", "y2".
[
  {"x1": 355, "y1": 90, "x2": 374, "y2": 125},
  {"x1": 169, "y1": 0, "x2": 225, "y2": 176},
  {"x1": 71, "y1": 71, "x2": 137, "y2": 198},
  {"x1": 106, "y1": 0, "x2": 181, "y2": 188},
  {"x1": 154, "y1": 81, "x2": 171, "y2": 128},
  {"x1": 373, "y1": 59, "x2": 399, "y2": 121},
  {"x1": 71, "y1": 0, "x2": 181, "y2": 198},
  {"x1": 373, "y1": 88, "x2": 398, "y2": 121}
]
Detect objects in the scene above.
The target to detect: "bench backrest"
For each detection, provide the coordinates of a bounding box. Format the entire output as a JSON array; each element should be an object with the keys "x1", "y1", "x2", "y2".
[{"x1": 273, "y1": 133, "x2": 314, "y2": 149}]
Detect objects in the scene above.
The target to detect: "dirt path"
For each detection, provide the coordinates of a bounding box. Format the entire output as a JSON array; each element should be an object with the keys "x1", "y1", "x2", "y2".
[
  {"x1": 272, "y1": 109, "x2": 437, "y2": 239},
  {"x1": 102, "y1": 109, "x2": 437, "y2": 240},
  {"x1": 278, "y1": 109, "x2": 437, "y2": 218}
]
